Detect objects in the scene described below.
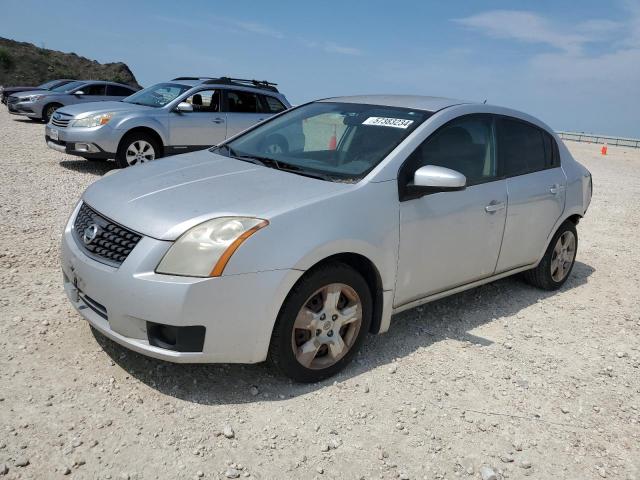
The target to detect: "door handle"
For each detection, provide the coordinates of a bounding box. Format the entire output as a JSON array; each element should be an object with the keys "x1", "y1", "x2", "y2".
[
  {"x1": 212, "y1": 118, "x2": 225, "y2": 124},
  {"x1": 549, "y1": 184, "x2": 559, "y2": 194},
  {"x1": 485, "y1": 201, "x2": 505, "y2": 213}
]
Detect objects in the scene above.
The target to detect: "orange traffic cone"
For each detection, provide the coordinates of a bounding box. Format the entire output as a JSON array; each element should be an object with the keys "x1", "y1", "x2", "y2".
[
  {"x1": 601, "y1": 144, "x2": 608, "y2": 156},
  {"x1": 328, "y1": 125, "x2": 337, "y2": 150}
]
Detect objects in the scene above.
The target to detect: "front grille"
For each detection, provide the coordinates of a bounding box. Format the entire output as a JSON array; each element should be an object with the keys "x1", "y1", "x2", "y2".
[
  {"x1": 73, "y1": 203, "x2": 142, "y2": 266},
  {"x1": 51, "y1": 114, "x2": 71, "y2": 127}
]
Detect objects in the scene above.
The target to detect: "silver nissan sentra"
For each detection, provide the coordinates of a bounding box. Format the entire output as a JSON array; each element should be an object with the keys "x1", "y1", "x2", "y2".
[{"x1": 61, "y1": 95, "x2": 592, "y2": 382}]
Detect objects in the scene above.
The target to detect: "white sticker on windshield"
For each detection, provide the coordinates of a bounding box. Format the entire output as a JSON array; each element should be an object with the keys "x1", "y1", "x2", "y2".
[{"x1": 362, "y1": 117, "x2": 414, "y2": 129}]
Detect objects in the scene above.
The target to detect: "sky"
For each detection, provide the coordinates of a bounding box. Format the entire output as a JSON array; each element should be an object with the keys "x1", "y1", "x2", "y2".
[{"x1": 1, "y1": 0, "x2": 639, "y2": 137}]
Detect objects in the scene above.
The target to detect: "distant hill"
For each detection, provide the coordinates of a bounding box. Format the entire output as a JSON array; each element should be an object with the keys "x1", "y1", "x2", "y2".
[{"x1": 0, "y1": 37, "x2": 140, "y2": 88}]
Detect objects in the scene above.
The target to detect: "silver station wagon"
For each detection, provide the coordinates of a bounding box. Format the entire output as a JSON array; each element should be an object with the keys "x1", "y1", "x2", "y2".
[
  {"x1": 46, "y1": 77, "x2": 291, "y2": 167},
  {"x1": 61, "y1": 95, "x2": 592, "y2": 382}
]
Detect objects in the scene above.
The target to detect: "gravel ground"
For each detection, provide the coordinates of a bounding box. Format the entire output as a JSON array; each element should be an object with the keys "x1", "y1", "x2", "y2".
[{"x1": 0, "y1": 108, "x2": 639, "y2": 480}]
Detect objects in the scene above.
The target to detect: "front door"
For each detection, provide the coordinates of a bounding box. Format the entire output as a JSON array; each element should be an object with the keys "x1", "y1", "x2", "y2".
[
  {"x1": 169, "y1": 89, "x2": 227, "y2": 149},
  {"x1": 394, "y1": 114, "x2": 507, "y2": 306}
]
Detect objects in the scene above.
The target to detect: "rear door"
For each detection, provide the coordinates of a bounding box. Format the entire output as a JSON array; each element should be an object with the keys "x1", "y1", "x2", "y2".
[
  {"x1": 168, "y1": 89, "x2": 227, "y2": 149},
  {"x1": 495, "y1": 116, "x2": 566, "y2": 271},
  {"x1": 223, "y1": 89, "x2": 267, "y2": 137}
]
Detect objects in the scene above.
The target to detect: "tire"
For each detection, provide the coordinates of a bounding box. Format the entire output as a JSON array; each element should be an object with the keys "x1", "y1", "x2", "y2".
[
  {"x1": 522, "y1": 221, "x2": 578, "y2": 290},
  {"x1": 42, "y1": 103, "x2": 62, "y2": 123},
  {"x1": 268, "y1": 262, "x2": 372, "y2": 382},
  {"x1": 115, "y1": 132, "x2": 161, "y2": 168}
]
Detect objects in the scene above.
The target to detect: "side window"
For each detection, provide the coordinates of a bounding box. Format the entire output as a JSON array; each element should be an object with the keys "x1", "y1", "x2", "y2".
[
  {"x1": 542, "y1": 131, "x2": 561, "y2": 168},
  {"x1": 497, "y1": 118, "x2": 549, "y2": 176},
  {"x1": 259, "y1": 95, "x2": 287, "y2": 113},
  {"x1": 403, "y1": 115, "x2": 496, "y2": 189},
  {"x1": 82, "y1": 84, "x2": 106, "y2": 96},
  {"x1": 183, "y1": 90, "x2": 220, "y2": 112},
  {"x1": 226, "y1": 90, "x2": 258, "y2": 113},
  {"x1": 107, "y1": 85, "x2": 135, "y2": 96}
]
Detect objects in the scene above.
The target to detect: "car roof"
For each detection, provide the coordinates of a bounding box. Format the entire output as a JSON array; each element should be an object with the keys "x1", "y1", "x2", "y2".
[
  {"x1": 319, "y1": 95, "x2": 473, "y2": 112},
  {"x1": 75, "y1": 80, "x2": 135, "y2": 88}
]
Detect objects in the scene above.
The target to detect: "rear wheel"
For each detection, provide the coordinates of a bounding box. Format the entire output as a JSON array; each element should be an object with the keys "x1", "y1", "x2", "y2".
[
  {"x1": 42, "y1": 103, "x2": 62, "y2": 123},
  {"x1": 268, "y1": 263, "x2": 372, "y2": 382},
  {"x1": 523, "y1": 221, "x2": 578, "y2": 290},
  {"x1": 116, "y1": 132, "x2": 161, "y2": 168}
]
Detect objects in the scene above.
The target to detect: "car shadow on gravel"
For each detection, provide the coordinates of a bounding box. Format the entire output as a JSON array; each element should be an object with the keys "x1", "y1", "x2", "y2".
[
  {"x1": 59, "y1": 159, "x2": 117, "y2": 176},
  {"x1": 92, "y1": 261, "x2": 595, "y2": 405}
]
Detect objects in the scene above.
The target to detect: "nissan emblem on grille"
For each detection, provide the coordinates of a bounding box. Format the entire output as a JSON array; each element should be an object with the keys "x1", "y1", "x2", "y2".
[
  {"x1": 83, "y1": 224, "x2": 99, "y2": 244},
  {"x1": 73, "y1": 203, "x2": 142, "y2": 266}
]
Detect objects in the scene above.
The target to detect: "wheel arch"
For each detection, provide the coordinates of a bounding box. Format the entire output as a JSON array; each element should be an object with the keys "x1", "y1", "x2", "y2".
[
  {"x1": 42, "y1": 101, "x2": 63, "y2": 121},
  {"x1": 537, "y1": 211, "x2": 583, "y2": 266},
  {"x1": 118, "y1": 126, "x2": 165, "y2": 157},
  {"x1": 295, "y1": 252, "x2": 386, "y2": 335}
]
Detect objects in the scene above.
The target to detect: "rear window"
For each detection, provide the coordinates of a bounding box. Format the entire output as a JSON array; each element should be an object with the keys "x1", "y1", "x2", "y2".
[
  {"x1": 498, "y1": 118, "x2": 550, "y2": 176},
  {"x1": 260, "y1": 95, "x2": 287, "y2": 113},
  {"x1": 227, "y1": 90, "x2": 259, "y2": 113}
]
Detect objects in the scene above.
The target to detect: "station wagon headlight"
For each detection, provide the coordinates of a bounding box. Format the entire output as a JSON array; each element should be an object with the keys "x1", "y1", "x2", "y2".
[
  {"x1": 156, "y1": 217, "x2": 269, "y2": 277},
  {"x1": 72, "y1": 112, "x2": 114, "y2": 128}
]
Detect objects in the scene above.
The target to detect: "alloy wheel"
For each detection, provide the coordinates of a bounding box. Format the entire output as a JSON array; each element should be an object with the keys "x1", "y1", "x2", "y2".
[
  {"x1": 291, "y1": 283, "x2": 363, "y2": 370},
  {"x1": 550, "y1": 231, "x2": 576, "y2": 282},
  {"x1": 125, "y1": 140, "x2": 155, "y2": 165}
]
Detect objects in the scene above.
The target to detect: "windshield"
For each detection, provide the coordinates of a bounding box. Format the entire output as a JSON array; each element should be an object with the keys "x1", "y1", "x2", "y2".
[
  {"x1": 51, "y1": 80, "x2": 85, "y2": 93},
  {"x1": 38, "y1": 80, "x2": 62, "y2": 89},
  {"x1": 122, "y1": 82, "x2": 192, "y2": 108},
  {"x1": 221, "y1": 102, "x2": 430, "y2": 182}
]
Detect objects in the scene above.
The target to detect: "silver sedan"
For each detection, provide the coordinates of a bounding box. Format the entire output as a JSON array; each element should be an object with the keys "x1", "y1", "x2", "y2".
[{"x1": 60, "y1": 95, "x2": 592, "y2": 382}]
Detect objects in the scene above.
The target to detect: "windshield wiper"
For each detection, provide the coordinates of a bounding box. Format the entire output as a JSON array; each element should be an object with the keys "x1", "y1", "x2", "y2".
[
  {"x1": 213, "y1": 145, "x2": 266, "y2": 166},
  {"x1": 218, "y1": 149, "x2": 335, "y2": 181}
]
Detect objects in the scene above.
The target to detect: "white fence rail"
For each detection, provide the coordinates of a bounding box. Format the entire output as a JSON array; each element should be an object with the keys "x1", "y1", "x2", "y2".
[{"x1": 557, "y1": 131, "x2": 640, "y2": 148}]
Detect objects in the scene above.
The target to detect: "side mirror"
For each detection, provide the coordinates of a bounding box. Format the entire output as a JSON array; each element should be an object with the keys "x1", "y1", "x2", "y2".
[
  {"x1": 175, "y1": 102, "x2": 193, "y2": 113},
  {"x1": 406, "y1": 165, "x2": 466, "y2": 199},
  {"x1": 74, "y1": 90, "x2": 85, "y2": 96}
]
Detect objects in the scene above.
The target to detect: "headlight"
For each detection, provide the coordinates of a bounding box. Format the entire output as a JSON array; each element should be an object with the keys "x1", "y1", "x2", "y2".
[
  {"x1": 72, "y1": 112, "x2": 114, "y2": 128},
  {"x1": 27, "y1": 95, "x2": 45, "y2": 102},
  {"x1": 156, "y1": 217, "x2": 268, "y2": 277}
]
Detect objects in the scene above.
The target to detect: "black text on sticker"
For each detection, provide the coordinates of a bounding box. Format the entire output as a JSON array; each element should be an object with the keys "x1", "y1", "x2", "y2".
[{"x1": 362, "y1": 117, "x2": 414, "y2": 129}]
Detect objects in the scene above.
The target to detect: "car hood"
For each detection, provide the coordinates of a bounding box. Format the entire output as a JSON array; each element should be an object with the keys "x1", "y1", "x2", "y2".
[
  {"x1": 83, "y1": 150, "x2": 350, "y2": 240},
  {"x1": 3, "y1": 86, "x2": 40, "y2": 94},
  {"x1": 58, "y1": 101, "x2": 153, "y2": 118},
  {"x1": 12, "y1": 89, "x2": 55, "y2": 99}
]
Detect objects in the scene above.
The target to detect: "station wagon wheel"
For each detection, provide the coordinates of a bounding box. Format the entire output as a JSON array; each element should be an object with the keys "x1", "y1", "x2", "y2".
[
  {"x1": 268, "y1": 263, "x2": 372, "y2": 382},
  {"x1": 522, "y1": 220, "x2": 578, "y2": 290},
  {"x1": 116, "y1": 132, "x2": 162, "y2": 168},
  {"x1": 125, "y1": 140, "x2": 155, "y2": 165}
]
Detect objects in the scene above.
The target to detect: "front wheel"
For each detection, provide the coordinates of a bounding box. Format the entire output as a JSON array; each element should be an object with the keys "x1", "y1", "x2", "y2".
[
  {"x1": 523, "y1": 221, "x2": 578, "y2": 290},
  {"x1": 268, "y1": 263, "x2": 372, "y2": 382},
  {"x1": 42, "y1": 103, "x2": 62, "y2": 123},
  {"x1": 116, "y1": 133, "x2": 161, "y2": 168}
]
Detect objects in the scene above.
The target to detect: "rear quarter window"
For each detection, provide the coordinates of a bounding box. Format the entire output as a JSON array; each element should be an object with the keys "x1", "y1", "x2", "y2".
[{"x1": 260, "y1": 95, "x2": 287, "y2": 113}]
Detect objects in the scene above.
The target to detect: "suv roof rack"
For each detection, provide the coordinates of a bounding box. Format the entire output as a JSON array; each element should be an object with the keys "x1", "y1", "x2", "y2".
[
  {"x1": 171, "y1": 76, "x2": 216, "y2": 81},
  {"x1": 202, "y1": 77, "x2": 279, "y2": 93}
]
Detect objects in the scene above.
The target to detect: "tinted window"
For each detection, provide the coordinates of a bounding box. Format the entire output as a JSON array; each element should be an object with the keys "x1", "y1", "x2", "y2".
[
  {"x1": 260, "y1": 95, "x2": 286, "y2": 113},
  {"x1": 107, "y1": 85, "x2": 135, "y2": 96},
  {"x1": 184, "y1": 89, "x2": 220, "y2": 112},
  {"x1": 227, "y1": 90, "x2": 258, "y2": 113},
  {"x1": 403, "y1": 115, "x2": 496, "y2": 187},
  {"x1": 123, "y1": 82, "x2": 192, "y2": 108},
  {"x1": 498, "y1": 118, "x2": 551, "y2": 176},
  {"x1": 82, "y1": 84, "x2": 106, "y2": 96},
  {"x1": 224, "y1": 101, "x2": 429, "y2": 182}
]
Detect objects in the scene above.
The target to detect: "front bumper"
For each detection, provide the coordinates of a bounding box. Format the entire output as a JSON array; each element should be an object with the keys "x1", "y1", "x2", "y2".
[
  {"x1": 8, "y1": 101, "x2": 40, "y2": 117},
  {"x1": 61, "y1": 203, "x2": 302, "y2": 363},
  {"x1": 46, "y1": 124, "x2": 117, "y2": 159}
]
